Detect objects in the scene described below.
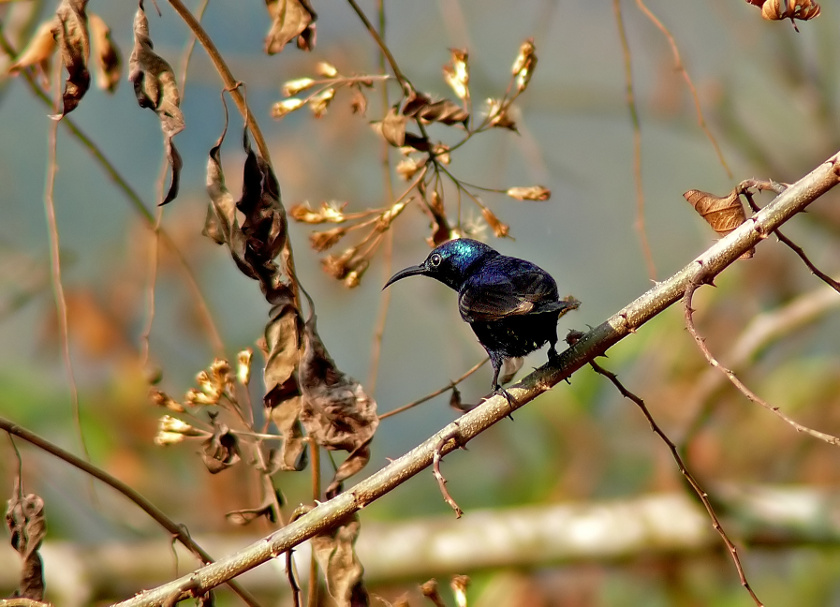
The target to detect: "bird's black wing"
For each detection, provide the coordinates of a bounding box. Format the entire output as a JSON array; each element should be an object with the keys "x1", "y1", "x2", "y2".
[{"x1": 458, "y1": 265, "x2": 558, "y2": 323}]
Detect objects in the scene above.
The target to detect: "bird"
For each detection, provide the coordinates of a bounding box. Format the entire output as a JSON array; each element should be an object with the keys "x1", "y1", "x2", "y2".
[{"x1": 383, "y1": 238, "x2": 576, "y2": 403}]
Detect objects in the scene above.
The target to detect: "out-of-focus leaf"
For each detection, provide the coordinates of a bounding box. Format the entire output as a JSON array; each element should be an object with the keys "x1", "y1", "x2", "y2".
[
  {"x1": 201, "y1": 420, "x2": 241, "y2": 474},
  {"x1": 747, "y1": 0, "x2": 820, "y2": 25},
  {"x1": 264, "y1": 0, "x2": 317, "y2": 55},
  {"x1": 506, "y1": 185, "x2": 551, "y2": 201},
  {"x1": 402, "y1": 91, "x2": 469, "y2": 126},
  {"x1": 129, "y1": 0, "x2": 184, "y2": 205},
  {"x1": 50, "y1": 0, "x2": 90, "y2": 118},
  {"x1": 299, "y1": 312, "x2": 378, "y2": 497},
  {"x1": 443, "y1": 48, "x2": 469, "y2": 101},
  {"x1": 426, "y1": 190, "x2": 454, "y2": 247},
  {"x1": 7, "y1": 21, "x2": 56, "y2": 80},
  {"x1": 5, "y1": 479, "x2": 46, "y2": 600},
  {"x1": 684, "y1": 188, "x2": 753, "y2": 258},
  {"x1": 310, "y1": 516, "x2": 369, "y2": 606},
  {"x1": 88, "y1": 12, "x2": 121, "y2": 92}
]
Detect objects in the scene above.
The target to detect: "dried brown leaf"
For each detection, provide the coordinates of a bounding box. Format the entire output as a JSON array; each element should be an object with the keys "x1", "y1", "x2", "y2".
[
  {"x1": 225, "y1": 494, "x2": 277, "y2": 525},
  {"x1": 350, "y1": 85, "x2": 368, "y2": 115},
  {"x1": 481, "y1": 207, "x2": 509, "y2": 238},
  {"x1": 129, "y1": 0, "x2": 184, "y2": 205},
  {"x1": 7, "y1": 21, "x2": 56, "y2": 78},
  {"x1": 264, "y1": 0, "x2": 317, "y2": 55},
  {"x1": 402, "y1": 91, "x2": 469, "y2": 126},
  {"x1": 5, "y1": 479, "x2": 46, "y2": 600},
  {"x1": 311, "y1": 516, "x2": 369, "y2": 606},
  {"x1": 684, "y1": 188, "x2": 753, "y2": 258},
  {"x1": 426, "y1": 190, "x2": 454, "y2": 247},
  {"x1": 374, "y1": 107, "x2": 407, "y2": 147},
  {"x1": 88, "y1": 12, "x2": 121, "y2": 92},
  {"x1": 50, "y1": 0, "x2": 90, "y2": 118},
  {"x1": 506, "y1": 185, "x2": 551, "y2": 201},
  {"x1": 299, "y1": 313, "x2": 378, "y2": 496}
]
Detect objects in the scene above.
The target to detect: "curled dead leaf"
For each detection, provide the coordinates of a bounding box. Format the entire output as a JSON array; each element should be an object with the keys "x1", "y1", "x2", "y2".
[
  {"x1": 402, "y1": 91, "x2": 469, "y2": 127},
  {"x1": 129, "y1": 0, "x2": 184, "y2": 205},
  {"x1": 50, "y1": 0, "x2": 90, "y2": 118},
  {"x1": 374, "y1": 107, "x2": 407, "y2": 147},
  {"x1": 5, "y1": 479, "x2": 46, "y2": 601},
  {"x1": 201, "y1": 419, "x2": 241, "y2": 474}
]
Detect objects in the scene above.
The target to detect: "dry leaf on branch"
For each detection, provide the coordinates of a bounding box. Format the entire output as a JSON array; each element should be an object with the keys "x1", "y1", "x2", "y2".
[
  {"x1": 264, "y1": 0, "x2": 317, "y2": 54},
  {"x1": 5, "y1": 479, "x2": 46, "y2": 600},
  {"x1": 50, "y1": 0, "x2": 90, "y2": 118},
  {"x1": 684, "y1": 188, "x2": 754, "y2": 258},
  {"x1": 129, "y1": 0, "x2": 184, "y2": 205},
  {"x1": 201, "y1": 418, "x2": 241, "y2": 474}
]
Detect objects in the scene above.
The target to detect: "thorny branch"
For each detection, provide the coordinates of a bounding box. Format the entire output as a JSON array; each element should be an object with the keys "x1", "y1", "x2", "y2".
[
  {"x1": 112, "y1": 151, "x2": 840, "y2": 607},
  {"x1": 588, "y1": 360, "x2": 763, "y2": 606}
]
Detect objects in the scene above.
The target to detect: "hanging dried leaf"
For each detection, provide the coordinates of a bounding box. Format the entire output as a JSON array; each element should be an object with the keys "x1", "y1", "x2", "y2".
[
  {"x1": 373, "y1": 107, "x2": 407, "y2": 147},
  {"x1": 5, "y1": 479, "x2": 46, "y2": 601},
  {"x1": 201, "y1": 419, "x2": 241, "y2": 474},
  {"x1": 311, "y1": 516, "x2": 370, "y2": 606},
  {"x1": 264, "y1": 0, "x2": 317, "y2": 55},
  {"x1": 299, "y1": 312, "x2": 378, "y2": 497},
  {"x1": 443, "y1": 48, "x2": 470, "y2": 101},
  {"x1": 350, "y1": 85, "x2": 368, "y2": 115},
  {"x1": 50, "y1": 0, "x2": 90, "y2": 118},
  {"x1": 7, "y1": 21, "x2": 56, "y2": 81},
  {"x1": 684, "y1": 188, "x2": 754, "y2": 258},
  {"x1": 129, "y1": 0, "x2": 184, "y2": 205},
  {"x1": 402, "y1": 91, "x2": 469, "y2": 127},
  {"x1": 88, "y1": 12, "x2": 121, "y2": 92},
  {"x1": 263, "y1": 300, "x2": 303, "y2": 404},
  {"x1": 506, "y1": 185, "x2": 551, "y2": 201}
]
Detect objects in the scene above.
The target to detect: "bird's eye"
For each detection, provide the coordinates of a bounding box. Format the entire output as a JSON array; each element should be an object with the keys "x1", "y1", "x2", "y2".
[{"x1": 430, "y1": 253, "x2": 442, "y2": 267}]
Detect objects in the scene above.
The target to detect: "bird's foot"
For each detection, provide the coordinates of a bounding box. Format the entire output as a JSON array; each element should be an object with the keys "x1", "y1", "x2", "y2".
[{"x1": 494, "y1": 385, "x2": 518, "y2": 415}]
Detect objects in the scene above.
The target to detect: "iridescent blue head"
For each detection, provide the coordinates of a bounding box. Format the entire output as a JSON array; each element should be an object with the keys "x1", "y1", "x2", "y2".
[{"x1": 383, "y1": 238, "x2": 499, "y2": 292}]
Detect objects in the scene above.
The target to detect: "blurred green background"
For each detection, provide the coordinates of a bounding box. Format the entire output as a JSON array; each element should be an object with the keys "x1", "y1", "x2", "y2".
[{"x1": 2, "y1": 0, "x2": 840, "y2": 605}]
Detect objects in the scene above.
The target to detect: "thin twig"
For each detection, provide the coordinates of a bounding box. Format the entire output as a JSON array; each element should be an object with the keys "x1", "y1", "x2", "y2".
[
  {"x1": 0, "y1": 30, "x2": 226, "y2": 355},
  {"x1": 432, "y1": 429, "x2": 463, "y2": 518},
  {"x1": 683, "y1": 271, "x2": 840, "y2": 446},
  {"x1": 379, "y1": 358, "x2": 488, "y2": 420},
  {"x1": 45, "y1": 60, "x2": 90, "y2": 468},
  {"x1": 740, "y1": 188, "x2": 840, "y2": 293},
  {"x1": 0, "y1": 417, "x2": 262, "y2": 607},
  {"x1": 590, "y1": 360, "x2": 763, "y2": 606},
  {"x1": 345, "y1": 0, "x2": 412, "y2": 94},
  {"x1": 634, "y1": 0, "x2": 732, "y2": 180},
  {"x1": 614, "y1": 0, "x2": 656, "y2": 280}
]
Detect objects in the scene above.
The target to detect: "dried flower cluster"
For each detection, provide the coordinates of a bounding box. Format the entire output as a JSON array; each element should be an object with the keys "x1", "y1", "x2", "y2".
[
  {"x1": 745, "y1": 0, "x2": 820, "y2": 29},
  {"x1": 284, "y1": 40, "x2": 552, "y2": 286}
]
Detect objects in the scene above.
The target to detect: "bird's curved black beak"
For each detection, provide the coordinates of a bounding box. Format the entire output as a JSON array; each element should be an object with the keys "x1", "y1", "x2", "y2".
[{"x1": 383, "y1": 264, "x2": 427, "y2": 290}]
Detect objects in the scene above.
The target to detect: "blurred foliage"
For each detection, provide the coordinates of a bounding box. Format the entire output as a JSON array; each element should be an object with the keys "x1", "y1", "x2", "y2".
[{"x1": 1, "y1": 0, "x2": 840, "y2": 605}]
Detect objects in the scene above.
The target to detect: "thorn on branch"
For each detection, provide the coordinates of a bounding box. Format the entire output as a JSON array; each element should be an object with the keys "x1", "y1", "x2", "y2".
[{"x1": 433, "y1": 430, "x2": 463, "y2": 518}]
